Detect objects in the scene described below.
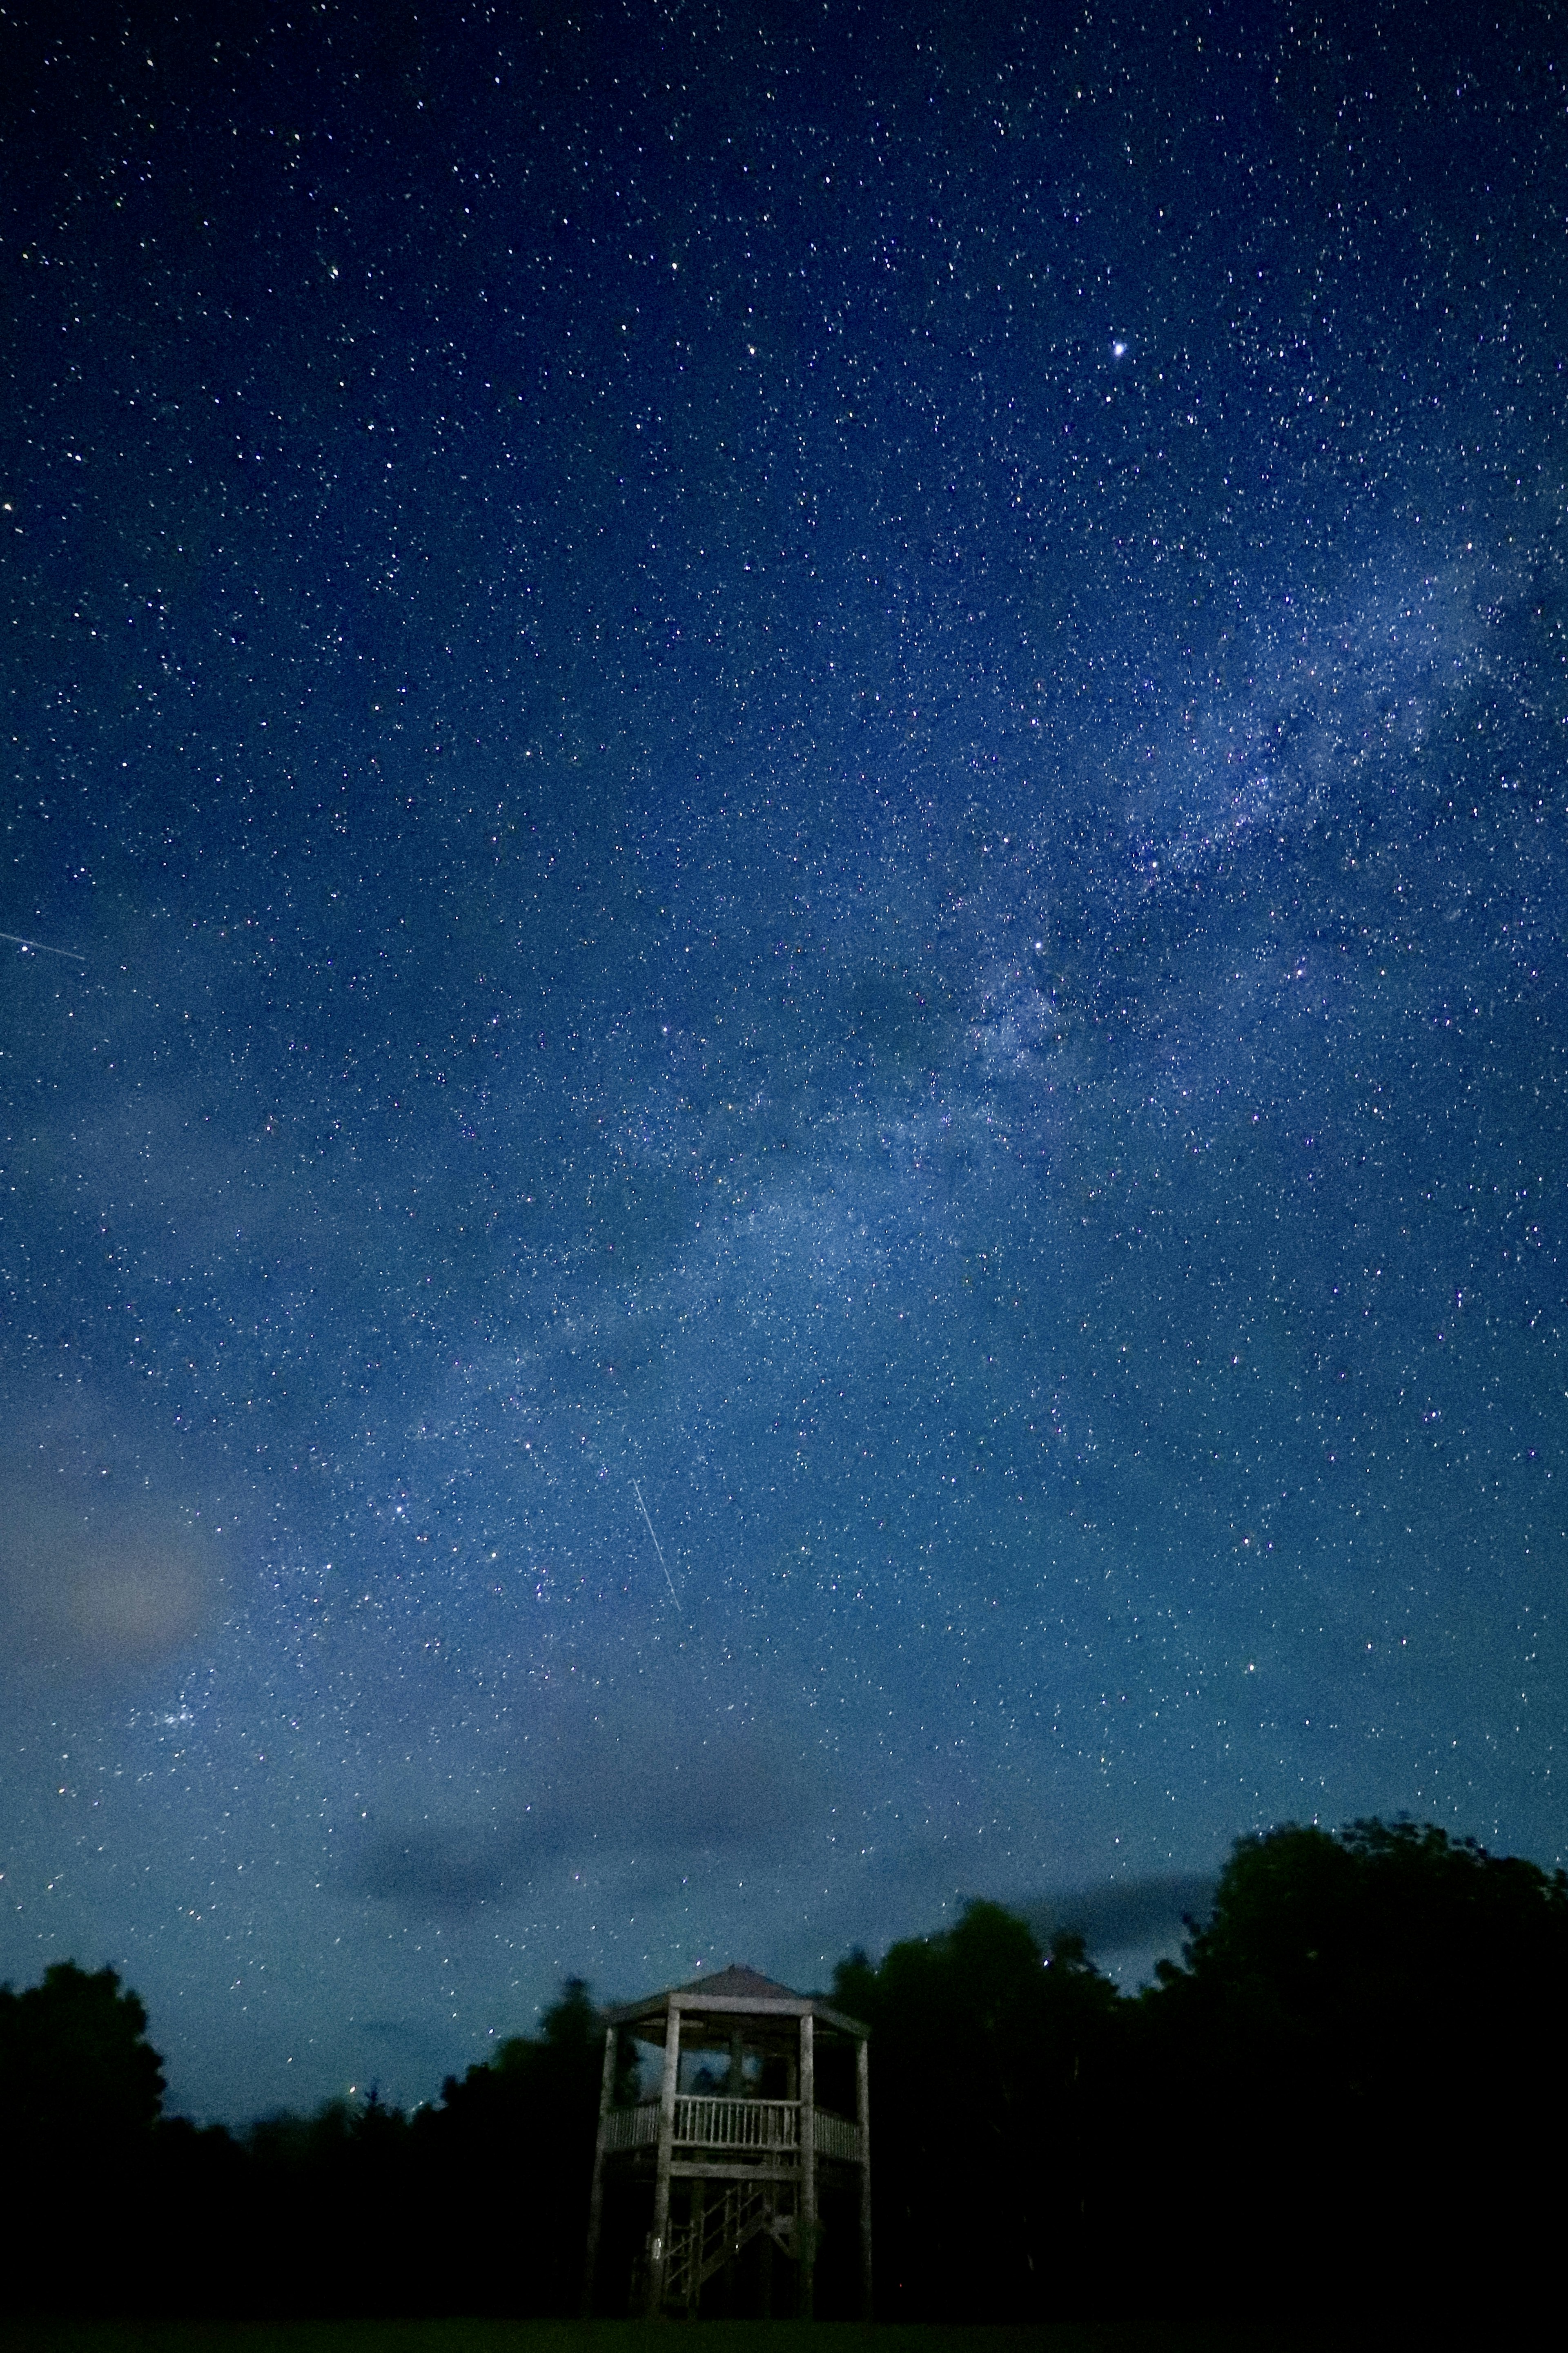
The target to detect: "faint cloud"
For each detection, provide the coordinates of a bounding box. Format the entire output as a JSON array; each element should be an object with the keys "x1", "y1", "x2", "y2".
[
  {"x1": 360, "y1": 1703, "x2": 822, "y2": 1915},
  {"x1": 0, "y1": 1477, "x2": 220, "y2": 1683},
  {"x1": 1022, "y1": 1872, "x2": 1216, "y2": 1963}
]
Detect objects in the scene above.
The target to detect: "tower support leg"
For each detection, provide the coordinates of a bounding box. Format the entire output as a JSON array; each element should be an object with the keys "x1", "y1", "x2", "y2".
[
  {"x1": 646, "y1": 2002, "x2": 683, "y2": 2315},
  {"x1": 581, "y1": 2024, "x2": 619, "y2": 2317},
  {"x1": 857, "y1": 2032, "x2": 873, "y2": 2319},
  {"x1": 799, "y1": 2010, "x2": 817, "y2": 2320}
]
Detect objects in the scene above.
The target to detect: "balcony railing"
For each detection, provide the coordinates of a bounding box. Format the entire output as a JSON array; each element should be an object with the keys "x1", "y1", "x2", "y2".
[
  {"x1": 676, "y1": 2095, "x2": 800, "y2": 2150},
  {"x1": 812, "y1": 2110, "x2": 862, "y2": 2163},
  {"x1": 602, "y1": 2102, "x2": 660, "y2": 2152},
  {"x1": 603, "y1": 2096, "x2": 862, "y2": 2163}
]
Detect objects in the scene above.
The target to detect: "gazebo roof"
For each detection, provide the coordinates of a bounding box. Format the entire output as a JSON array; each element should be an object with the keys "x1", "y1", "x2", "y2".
[
  {"x1": 674, "y1": 1963, "x2": 800, "y2": 2004},
  {"x1": 601, "y1": 1960, "x2": 867, "y2": 2036}
]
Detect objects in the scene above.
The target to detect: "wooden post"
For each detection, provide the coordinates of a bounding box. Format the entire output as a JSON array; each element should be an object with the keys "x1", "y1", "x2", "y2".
[
  {"x1": 647, "y1": 1999, "x2": 682, "y2": 2316},
  {"x1": 581, "y1": 2023, "x2": 619, "y2": 2316},
  {"x1": 856, "y1": 2032, "x2": 873, "y2": 2319},
  {"x1": 722, "y1": 2176, "x2": 738, "y2": 2315},
  {"x1": 799, "y1": 2009, "x2": 816, "y2": 2320},
  {"x1": 690, "y1": 2176, "x2": 708, "y2": 2317}
]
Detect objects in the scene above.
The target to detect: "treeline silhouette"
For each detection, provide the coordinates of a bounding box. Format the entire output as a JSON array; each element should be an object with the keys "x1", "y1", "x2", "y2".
[{"x1": 4, "y1": 1817, "x2": 1565, "y2": 2320}]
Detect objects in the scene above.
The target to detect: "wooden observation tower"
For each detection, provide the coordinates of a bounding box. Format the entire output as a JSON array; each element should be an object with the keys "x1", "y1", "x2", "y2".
[{"x1": 581, "y1": 1963, "x2": 871, "y2": 2320}]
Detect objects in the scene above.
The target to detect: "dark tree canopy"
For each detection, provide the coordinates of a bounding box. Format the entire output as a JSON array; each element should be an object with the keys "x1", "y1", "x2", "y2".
[
  {"x1": 1154, "y1": 1814, "x2": 1568, "y2": 2082},
  {"x1": 1133, "y1": 1818, "x2": 1568, "y2": 2310},
  {"x1": 0, "y1": 1960, "x2": 165, "y2": 2148},
  {"x1": 1172, "y1": 1815, "x2": 1568, "y2": 1999},
  {"x1": 832, "y1": 1897, "x2": 1122, "y2": 2321}
]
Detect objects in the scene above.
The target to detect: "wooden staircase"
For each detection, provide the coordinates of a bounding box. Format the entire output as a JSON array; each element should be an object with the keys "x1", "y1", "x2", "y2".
[{"x1": 665, "y1": 2180, "x2": 796, "y2": 2310}]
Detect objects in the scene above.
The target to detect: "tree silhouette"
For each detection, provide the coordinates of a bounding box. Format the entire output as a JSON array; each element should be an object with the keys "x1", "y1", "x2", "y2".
[
  {"x1": 0, "y1": 1960, "x2": 165, "y2": 2151},
  {"x1": 412, "y1": 1974, "x2": 606, "y2": 2316},
  {"x1": 833, "y1": 1898, "x2": 1121, "y2": 2319},
  {"x1": 1138, "y1": 1818, "x2": 1568, "y2": 2311},
  {"x1": 0, "y1": 1962, "x2": 168, "y2": 2313}
]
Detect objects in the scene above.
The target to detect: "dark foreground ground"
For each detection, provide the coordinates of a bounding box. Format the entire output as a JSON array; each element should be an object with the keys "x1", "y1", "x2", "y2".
[{"x1": 0, "y1": 2324, "x2": 1354, "y2": 2353}]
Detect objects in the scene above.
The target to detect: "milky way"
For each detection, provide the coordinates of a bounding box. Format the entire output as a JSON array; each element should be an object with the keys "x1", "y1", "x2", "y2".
[{"x1": 3, "y1": 3, "x2": 1565, "y2": 2119}]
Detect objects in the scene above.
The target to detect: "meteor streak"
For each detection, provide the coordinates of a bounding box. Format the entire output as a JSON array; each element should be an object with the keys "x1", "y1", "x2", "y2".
[
  {"x1": 0, "y1": 931, "x2": 86, "y2": 960},
  {"x1": 632, "y1": 1478, "x2": 680, "y2": 1610}
]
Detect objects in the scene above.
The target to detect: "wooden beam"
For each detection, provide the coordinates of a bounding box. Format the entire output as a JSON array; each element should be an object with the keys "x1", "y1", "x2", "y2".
[
  {"x1": 803, "y1": 2001, "x2": 870, "y2": 2038},
  {"x1": 690, "y1": 2177, "x2": 708, "y2": 2318},
  {"x1": 799, "y1": 2010, "x2": 816, "y2": 2322},
  {"x1": 857, "y1": 2032, "x2": 873, "y2": 2320},
  {"x1": 669, "y1": 2160, "x2": 802, "y2": 2182},
  {"x1": 581, "y1": 2023, "x2": 619, "y2": 2317},
  {"x1": 647, "y1": 2001, "x2": 682, "y2": 2315}
]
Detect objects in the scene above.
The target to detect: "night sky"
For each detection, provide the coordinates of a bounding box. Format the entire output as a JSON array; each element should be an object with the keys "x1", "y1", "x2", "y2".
[{"x1": 4, "y1": 0, "x2": 1567, "y2": 2123}]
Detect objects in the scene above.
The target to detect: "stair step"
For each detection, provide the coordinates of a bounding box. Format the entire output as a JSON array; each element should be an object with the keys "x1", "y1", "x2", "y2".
[{"x1": 665, "y1": 2183, "x2": 796, "y2": 2306}]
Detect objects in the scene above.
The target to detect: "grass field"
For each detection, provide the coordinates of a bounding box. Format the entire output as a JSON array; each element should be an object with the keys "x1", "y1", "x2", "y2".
[{"x1": 0, "y1": 2324, "x2": 1338, "y2": 2353}]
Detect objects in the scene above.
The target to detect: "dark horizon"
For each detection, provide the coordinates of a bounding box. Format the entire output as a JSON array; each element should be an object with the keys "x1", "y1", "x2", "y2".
[{"x1": 7, "y1": 1821, "x2": 1566, "y2": 2325}]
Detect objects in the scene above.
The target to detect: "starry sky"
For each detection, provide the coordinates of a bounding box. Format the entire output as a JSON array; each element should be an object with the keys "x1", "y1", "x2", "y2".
[{"x1": 3, "y1": 0, "x2": 1566, "y2": 2123}]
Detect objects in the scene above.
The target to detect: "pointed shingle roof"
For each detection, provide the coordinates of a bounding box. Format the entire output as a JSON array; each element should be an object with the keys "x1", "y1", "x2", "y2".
[
  {"x1": 601, "y1": 1960, "x2": 867, "y2": 2035},
  {"x1": 673, "y1": 1962, "x2": 800, "y2": 2003}
]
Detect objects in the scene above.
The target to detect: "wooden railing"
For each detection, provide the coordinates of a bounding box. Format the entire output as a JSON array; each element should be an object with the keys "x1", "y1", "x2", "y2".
[
  {"x1": 605, "y1": 2096, "x2": 862, "y2": 2163},
  {"x1": 602, "y1": 2102, "x2": 660, "y2": 2151},
  {"x1": 675, "y1": 2096, "x2": 800, "y2": 2148},
  {"x1": 812, "y1": 2109, "x2": 862, "y2": 2163}
]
